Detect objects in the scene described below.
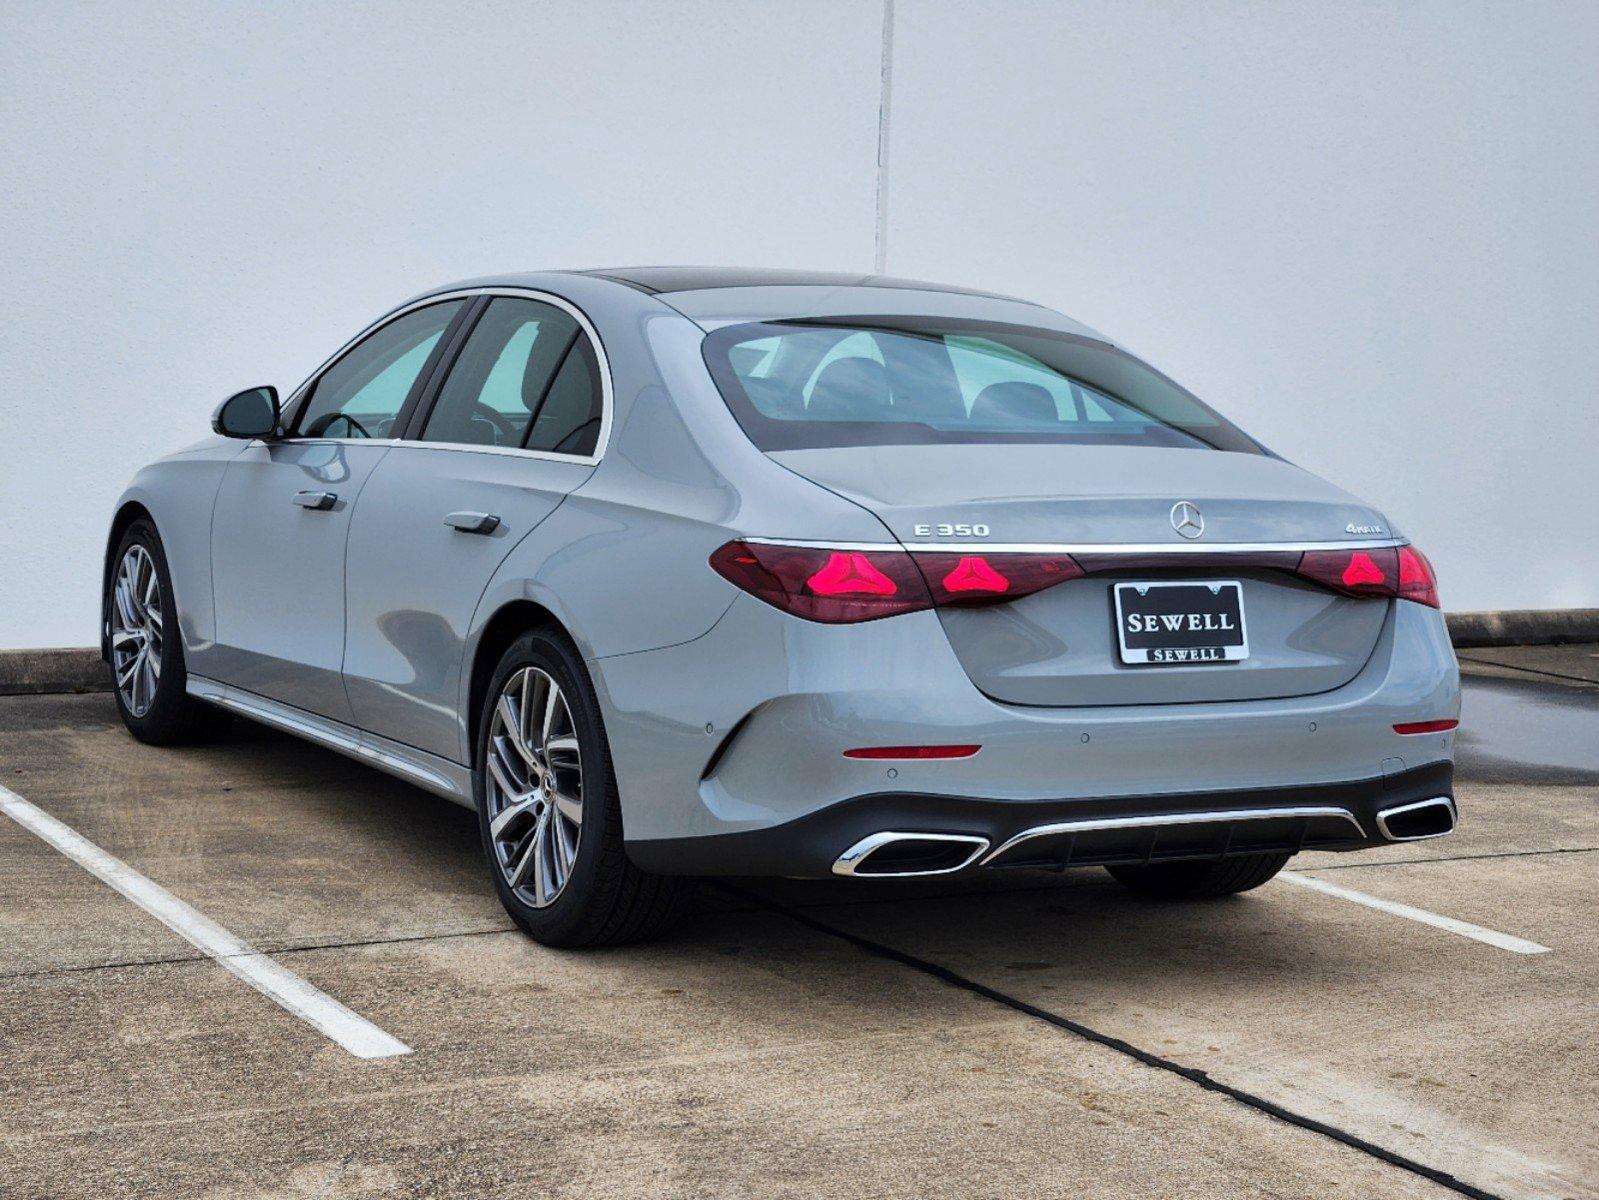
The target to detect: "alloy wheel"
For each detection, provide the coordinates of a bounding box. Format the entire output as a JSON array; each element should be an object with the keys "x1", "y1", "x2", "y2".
[
  {"x1": 485, "y1": 667, "x2": 584, "y2": 907},
  {"x1": 110, "y1": 544, "x2": 163, "y2": 717}
]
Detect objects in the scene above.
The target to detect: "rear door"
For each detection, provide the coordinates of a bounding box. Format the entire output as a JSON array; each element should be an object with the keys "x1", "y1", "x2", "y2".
[
  {"x1": 342, "y1": 292, "x2": 606, "y2": 761},
  {"x1": 208, "y1": 299, "x2": 468, "y2": 719}
]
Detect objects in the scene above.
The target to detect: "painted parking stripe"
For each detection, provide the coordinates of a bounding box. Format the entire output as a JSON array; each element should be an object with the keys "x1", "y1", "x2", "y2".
[
  {"x1": 0, "y1": 784, "x2": 411, "y2": 1058},
  {"x1": 1280, "y1": 870, "x2": 1551, "y2": 955}
]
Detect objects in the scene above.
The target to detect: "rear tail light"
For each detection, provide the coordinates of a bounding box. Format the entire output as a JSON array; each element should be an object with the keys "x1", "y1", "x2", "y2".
[
  {"x1": 1396, "y1": 545, "x2": 1440, "y2": 608},
  {"x1": 709, "y1": 542, "x2": 931, "y2": 623},
  {"x1": 709, "y1": 542, "x2": 1083, "y2": 623},
  {"x1": 712, "y1": 537, "x2": 1443, "y2": 623},
  {"x1": 1295, "y1": 544, "x2": 1440, "y2": 608},
  {"x1": 914, "y1": 552, "x2": 1084, "y2": 606}
]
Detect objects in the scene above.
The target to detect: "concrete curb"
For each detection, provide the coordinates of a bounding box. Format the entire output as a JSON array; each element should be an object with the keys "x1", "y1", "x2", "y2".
[
  {"x1": 1, "y1": 611, "x2": 1596, "y2": 694},
  {"x1": 1446, "y1": 609, "x2": 1599, "y2": 649},
  {"x1": 0, "y1": 648, "x2": 110, "y2": 696}
]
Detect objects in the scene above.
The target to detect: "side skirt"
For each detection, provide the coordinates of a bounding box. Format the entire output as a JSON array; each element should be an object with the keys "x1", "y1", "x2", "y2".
[{"x1": 185, "y1": 676, "x2": 476, "y2": 809}]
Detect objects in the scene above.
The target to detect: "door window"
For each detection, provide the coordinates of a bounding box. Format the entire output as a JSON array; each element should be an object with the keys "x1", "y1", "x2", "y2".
[
  {"x1": 525, "y1": 338, "x2": 603, "y2": 456},
  {"x1": 295, "y1": 301, "x2": 465, "y2": 438},
  {"x1": 419, "y1": 298, "x2": 581, "y2": 448}
]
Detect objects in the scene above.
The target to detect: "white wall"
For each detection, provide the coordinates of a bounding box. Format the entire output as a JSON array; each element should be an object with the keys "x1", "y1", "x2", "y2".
[
  {"x1": 1, "y1": 1, "x2": 1594, "y2": 649},
  {"x1": 886, "y1": 0, "x2": 1599, "y2": 615}
]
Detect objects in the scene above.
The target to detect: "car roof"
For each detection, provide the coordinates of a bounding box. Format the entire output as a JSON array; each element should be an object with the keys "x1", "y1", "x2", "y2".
[
  {"x1": 405, "y1": 268, "x2": 1108, "y2": 344},
  {"x1": 572, "y1": 265, "x2": 1033, "y2": 303}
]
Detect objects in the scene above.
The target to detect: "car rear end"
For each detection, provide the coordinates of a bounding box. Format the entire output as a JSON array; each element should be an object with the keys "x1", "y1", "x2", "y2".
[{"x1": 611, "y1": 288, "x2": 1460, "y2": 880}]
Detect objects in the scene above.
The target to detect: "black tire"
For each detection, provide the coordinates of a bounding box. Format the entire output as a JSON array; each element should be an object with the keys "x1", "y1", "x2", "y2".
[
  {"x1": 1106, "y1": 852, "x2": 1290, "y2": 899},
  {"x1": 107, "y1": 519, "x2": 232, "y2": 745},
  {"x1": 475, "y1": 627, "x2": 690, "y2": 947}
]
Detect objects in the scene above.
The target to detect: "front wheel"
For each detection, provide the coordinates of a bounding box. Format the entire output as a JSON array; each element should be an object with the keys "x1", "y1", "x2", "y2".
[
  {"x1": 1106, "y1": 852, "x2": 1290, "y2": 899},
  {"x1": 108, "y1": 520, "x2": 231, "y2": 745},
  {"x1": 475, "y1": 628, "x2": 690, "y2": 947}
]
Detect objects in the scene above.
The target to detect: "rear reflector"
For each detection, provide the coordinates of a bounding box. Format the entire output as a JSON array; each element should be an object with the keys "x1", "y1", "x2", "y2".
[
  {"x1": 1393, "y1": 719, "x2": 1459, "y2": 735},
  {"x1": 843, "y1": 745, "x2": 981, "y2": 760}
]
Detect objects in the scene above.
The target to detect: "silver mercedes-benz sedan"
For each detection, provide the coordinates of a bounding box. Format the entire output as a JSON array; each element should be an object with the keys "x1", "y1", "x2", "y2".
[{"x1": 103, "y1": 267, "x2": 1460, "y2": 945}]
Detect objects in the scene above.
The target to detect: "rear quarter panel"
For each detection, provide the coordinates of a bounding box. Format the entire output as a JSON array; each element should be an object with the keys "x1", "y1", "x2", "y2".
[{"x1": 458, "y1": 302, "x2": 894, "y2": 761}]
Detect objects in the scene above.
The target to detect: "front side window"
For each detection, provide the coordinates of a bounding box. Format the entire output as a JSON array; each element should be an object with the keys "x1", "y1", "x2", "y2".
[
  {"x1": 421, "y1": 298, "x2": 581, "y2": 448},
  {"x1": 703, "y1": 317, "x2": 1262, "y2": 454},
  {"x1": 296, "y1": 301, "x2": 465, "y2": 438}
]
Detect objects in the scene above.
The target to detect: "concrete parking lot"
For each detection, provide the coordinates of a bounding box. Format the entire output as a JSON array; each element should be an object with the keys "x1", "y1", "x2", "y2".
[{"x1": 1, "y1": 648, "x2": 1594, "y2": 1199}]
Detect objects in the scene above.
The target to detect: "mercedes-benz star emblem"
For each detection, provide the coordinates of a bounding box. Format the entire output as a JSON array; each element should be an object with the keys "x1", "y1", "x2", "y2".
[{"x1": 1171, "y1": 501, "x2": 1204, "y2": 539}]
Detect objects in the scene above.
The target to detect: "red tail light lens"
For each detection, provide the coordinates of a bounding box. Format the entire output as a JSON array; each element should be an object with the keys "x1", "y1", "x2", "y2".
[
  {"x1": 916, "y1": 552, "x2": 1084, "y2": 606},
  {"x1": 710, "y1": 542, "x2": 1085, "y2": 623},
  {"x1": 1396, "y1": 545, "x2": 1440, "y2": 608},
  {"x1": 709, "y1": 541, "x2": 931, "y2": 623},
  {"x1": 1297, "y1": 546, "x2": 1398, "y2": 597},
  {"x1": 806, "y1": 551, "x2": 899, "y2": 596},
  {"x1": 1295, "y1": 543, "x2": 1441, "y2": 609}
]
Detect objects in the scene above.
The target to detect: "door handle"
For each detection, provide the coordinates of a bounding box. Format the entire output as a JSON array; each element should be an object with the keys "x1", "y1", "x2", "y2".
[
  {"x1": 293, "y1": 491, "x2": 338, "y2": 511},
  {"x1": 444, "y1": 511, "x2": 501, "y2": 535}
]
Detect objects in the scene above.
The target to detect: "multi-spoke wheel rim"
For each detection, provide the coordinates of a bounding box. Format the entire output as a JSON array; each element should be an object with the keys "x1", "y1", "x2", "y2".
[
  {"x1": 485, "y1": 667, "x2": 584, "y2": 908},
  {"x1": 110, "y1": 544, "x2": 163, "y2": 718}
]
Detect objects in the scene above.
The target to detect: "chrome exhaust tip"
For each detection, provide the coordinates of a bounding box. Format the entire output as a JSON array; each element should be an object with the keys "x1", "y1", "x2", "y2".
[
  {"x1": 832, "y1": 831, "x2": 990, "y2": 878},
  {"x1": 1375, "y1": 796, "x2": 1457, "y2": 842}
]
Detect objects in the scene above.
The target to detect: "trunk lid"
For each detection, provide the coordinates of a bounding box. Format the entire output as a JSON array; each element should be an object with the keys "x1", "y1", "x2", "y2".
[{"x1": 770, "y1": 444, "x2": 1394, "y2": 706}]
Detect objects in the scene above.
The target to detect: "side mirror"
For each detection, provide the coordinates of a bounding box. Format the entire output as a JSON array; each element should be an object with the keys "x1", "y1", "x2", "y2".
[{"x1": 212, "y1": 386, "x2": 281, "y2": 439}]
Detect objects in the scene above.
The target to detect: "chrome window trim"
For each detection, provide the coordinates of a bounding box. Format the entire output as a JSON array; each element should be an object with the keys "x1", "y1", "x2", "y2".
[
  {"x1": 280, "y1": 286, "x2": 615, "y2": 466},
  {"x1": 740, "y1": 536, "x2": 1407, "y2": 555},
  {"x1": 981, "y1": 805, "x2": 1366, "y2": 865}
]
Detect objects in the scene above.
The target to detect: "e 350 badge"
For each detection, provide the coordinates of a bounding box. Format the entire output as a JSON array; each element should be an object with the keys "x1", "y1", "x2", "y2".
[{"x1": 912, "y1": 523, "x2": 991, "y2": 538}]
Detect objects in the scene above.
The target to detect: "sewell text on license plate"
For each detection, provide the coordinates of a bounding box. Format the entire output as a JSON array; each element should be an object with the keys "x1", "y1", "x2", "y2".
[{"x1": 1113, "y1": 581, "x2": 1249, "y2": 665}]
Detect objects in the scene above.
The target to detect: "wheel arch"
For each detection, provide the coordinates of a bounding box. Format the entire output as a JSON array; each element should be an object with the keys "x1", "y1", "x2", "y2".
[
  {"x1": 465, "y1": 599, "x2": 574, "y2": 768},
  {"x1": 101, "y1": 501, "x2": 156, "y2": 661}
]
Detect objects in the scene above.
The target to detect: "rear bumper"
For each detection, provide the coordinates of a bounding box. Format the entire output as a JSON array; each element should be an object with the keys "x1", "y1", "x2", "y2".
[
  {"x1": 625, "y1": 760, "x2": 1455, "y2": 877},
  {"x1": 596, "y1": 588, "x2": 1459, "y2": 851}
]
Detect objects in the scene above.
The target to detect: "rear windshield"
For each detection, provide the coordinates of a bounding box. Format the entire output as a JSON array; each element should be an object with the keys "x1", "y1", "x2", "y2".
[{"x1": 702, "y1": 317, "x2": 1262, "y2": 454}]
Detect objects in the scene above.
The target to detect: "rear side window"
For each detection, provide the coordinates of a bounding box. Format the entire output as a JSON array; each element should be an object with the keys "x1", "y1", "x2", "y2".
[
  {"x1": 525, "y1": 338, "x2": 602, "y2": 456},
  {"x1": 421, "y1": 298, "x2": 580, "y2": 448},
  {"x1": 702, "y1": 317, "x2": 1262, "y2": 454}
]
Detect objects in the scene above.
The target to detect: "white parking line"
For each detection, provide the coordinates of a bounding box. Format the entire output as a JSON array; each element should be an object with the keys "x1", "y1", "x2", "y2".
[
  {"x1": 0, "y1": 784, "x2": 412, "y2": 1058},
  {"x1": 1280, "y1": 870, "x2": 1551, "y2": 955}
]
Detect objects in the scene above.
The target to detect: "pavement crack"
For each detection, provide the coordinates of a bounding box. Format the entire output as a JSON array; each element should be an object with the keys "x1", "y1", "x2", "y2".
[
  {"x1": 1293, "y1": 846, "x2": 1595, "y2": 872},
  {"x1": 1458, "y1": 656, "x2": 1599, "y2": 688},
  {"x1": 717, "y1": 882, "x2": 1509, "y2": 1200}
]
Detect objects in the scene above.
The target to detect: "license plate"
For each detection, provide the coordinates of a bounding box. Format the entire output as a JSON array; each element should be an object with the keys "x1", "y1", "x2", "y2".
[{"x1": 1113, "y1": 581, "x2": 1248, "y2": 665}]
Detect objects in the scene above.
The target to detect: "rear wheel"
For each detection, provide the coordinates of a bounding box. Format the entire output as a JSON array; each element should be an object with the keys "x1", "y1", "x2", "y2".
[
  {"x1": 1106, "y1": 852, "x2": 1290, "y2": 899},
  {"x1": 108, "y1": 520, "x2": 231, "y2": 744},
  {"x1": 475, "y1": 628, "x2": 690, "y2": 947}
]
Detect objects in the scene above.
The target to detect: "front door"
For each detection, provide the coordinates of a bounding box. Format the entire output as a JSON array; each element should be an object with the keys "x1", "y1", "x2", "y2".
[{"x1": 208, "y1": 299, "x2": 468, "y2": 720}]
